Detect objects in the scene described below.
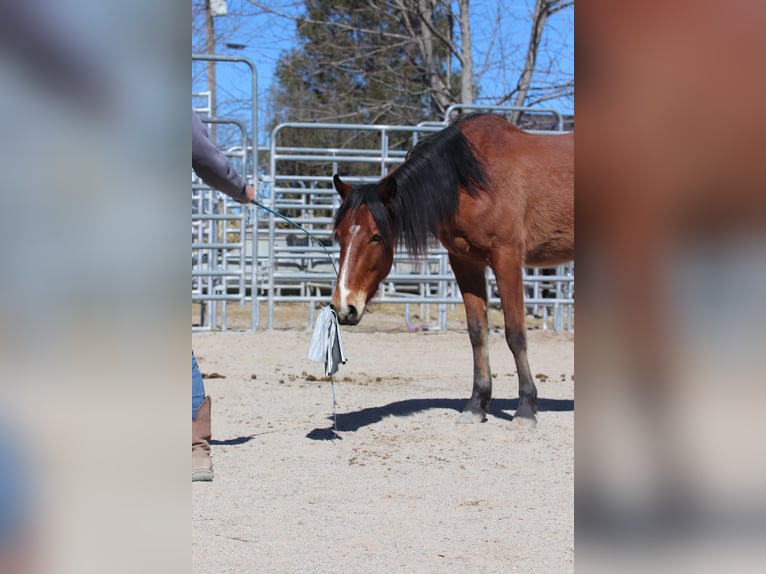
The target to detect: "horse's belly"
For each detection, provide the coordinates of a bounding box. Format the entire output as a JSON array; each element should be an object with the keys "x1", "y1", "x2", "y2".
[{"x1": 524, "y1": 243, "x2": 574, "y2": 267}]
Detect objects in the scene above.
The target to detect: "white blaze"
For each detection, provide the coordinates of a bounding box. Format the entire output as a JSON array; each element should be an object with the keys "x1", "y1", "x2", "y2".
[{"x1": 337, "y1": 225, "x2": 360, "y2": 309}]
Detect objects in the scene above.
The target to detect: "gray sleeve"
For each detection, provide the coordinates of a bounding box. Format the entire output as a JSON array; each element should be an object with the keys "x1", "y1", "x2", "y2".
[{"x1": 192, "y1": 111, "x2": 248, "y2": 202}]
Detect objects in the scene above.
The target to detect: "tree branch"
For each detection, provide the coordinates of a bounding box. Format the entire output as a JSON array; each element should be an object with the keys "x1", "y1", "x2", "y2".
[
  {"x1": 548, "y1": 1, "x2": 574, "y2": 16},
  {"x1": 247, "y1": 0, "x2": 411, "y2": 41},
  {"x1": 410, "y1": 0, "x2": 464, "y2": 63}
]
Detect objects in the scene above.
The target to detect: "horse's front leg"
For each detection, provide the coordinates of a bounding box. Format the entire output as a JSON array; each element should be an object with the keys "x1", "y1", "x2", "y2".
[
  {"x1": 492, "y1": 249, "x2": 538, "y2": 428},
  {"x1": 449, "y1": 254, "x2": 492, "y2": 423}
]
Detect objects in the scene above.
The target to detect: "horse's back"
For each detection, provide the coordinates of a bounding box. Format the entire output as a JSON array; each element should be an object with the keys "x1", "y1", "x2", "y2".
[
  {"x1": 457, "y1": 114, "x2": 574, "y2": 266},
  {"x1": 458, "y1": 114, "x2": 573, "y2": 195}
]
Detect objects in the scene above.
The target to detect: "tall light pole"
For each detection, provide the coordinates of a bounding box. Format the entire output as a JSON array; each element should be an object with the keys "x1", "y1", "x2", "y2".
[{"x1": 204, "y1": 0, "x2": 228, "y2": 142}]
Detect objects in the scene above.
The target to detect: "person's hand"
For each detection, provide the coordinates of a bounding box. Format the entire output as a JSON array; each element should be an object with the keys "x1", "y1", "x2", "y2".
[{"x1": 238, "y1": 185, "x2": 255, "y2": 204}]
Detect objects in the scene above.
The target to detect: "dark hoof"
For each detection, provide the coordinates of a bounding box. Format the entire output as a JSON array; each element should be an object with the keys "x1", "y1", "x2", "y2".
[{"x1": 457, "y1": 409, "x2": 487, "y2": 424}]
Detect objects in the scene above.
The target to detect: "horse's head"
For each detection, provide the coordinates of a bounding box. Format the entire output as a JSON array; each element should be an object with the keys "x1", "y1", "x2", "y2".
[{"x1": 331, "y1": 174, "x2": 396, "y2": 325}]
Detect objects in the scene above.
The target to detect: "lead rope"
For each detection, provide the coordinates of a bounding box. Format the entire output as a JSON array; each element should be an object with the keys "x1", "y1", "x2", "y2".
[
  {"x1": 250, "y1": 199, "x2": 339, "y2": 276},
  {"x1": 251, "y1": 199, "x2": 342, "y2": 439},
  {"x1": 331, "y1": 376, "x2": 338, "y2": 438}
]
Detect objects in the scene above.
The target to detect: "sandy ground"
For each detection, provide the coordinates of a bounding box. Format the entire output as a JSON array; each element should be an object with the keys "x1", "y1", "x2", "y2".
[{"x1": 192, "y1": 307, "x2": 574, "y2": 573}]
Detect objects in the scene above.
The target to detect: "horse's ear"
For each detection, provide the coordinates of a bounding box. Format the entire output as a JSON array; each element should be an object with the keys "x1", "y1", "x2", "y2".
[
  {"x1": 333, "y1": 174, "x2": 352, "y2": 199},
  {"x1": 380, "y1": 177, "x2": 397, "y2": 208}
]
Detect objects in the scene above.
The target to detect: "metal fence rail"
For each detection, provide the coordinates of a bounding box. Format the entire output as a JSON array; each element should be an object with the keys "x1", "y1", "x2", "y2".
[
  {"x1": 192, "y1": 118, "x2": 250, "y2": 331},
  {"x1": 192, "y1": 54, "x2": 259, "y2": 331}
]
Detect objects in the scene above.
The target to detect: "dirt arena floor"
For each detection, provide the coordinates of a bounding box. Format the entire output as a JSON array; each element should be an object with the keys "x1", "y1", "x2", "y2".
[{"x1": 192, "y1": 303, "x2": 574, "y2": 573}]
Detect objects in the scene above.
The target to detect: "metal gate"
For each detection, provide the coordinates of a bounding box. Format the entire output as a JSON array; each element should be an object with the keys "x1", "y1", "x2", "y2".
[{"x1": 192, "y1": 54, "x2": 259, "y2": 331}]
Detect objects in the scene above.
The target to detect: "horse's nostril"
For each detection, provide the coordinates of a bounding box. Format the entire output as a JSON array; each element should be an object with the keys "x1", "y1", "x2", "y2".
[{"x1": 347, "y1": 304, "x2": 357, "y2": 319}]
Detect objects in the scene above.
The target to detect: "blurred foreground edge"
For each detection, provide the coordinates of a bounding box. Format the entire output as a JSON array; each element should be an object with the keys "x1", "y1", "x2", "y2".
[{"x1": 576, "y1": 1, "x2": 766, "y2": 573}]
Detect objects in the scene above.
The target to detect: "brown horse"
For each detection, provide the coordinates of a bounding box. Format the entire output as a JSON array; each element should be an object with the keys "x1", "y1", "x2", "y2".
[{"x1": 331, "y1": 113, "x2": 573, "y2": 426}]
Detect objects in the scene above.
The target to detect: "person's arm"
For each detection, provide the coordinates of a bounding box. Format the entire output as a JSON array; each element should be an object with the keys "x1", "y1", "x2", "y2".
[{"x1": 192, "y1": 111, "x2": 254, "y2": 204}]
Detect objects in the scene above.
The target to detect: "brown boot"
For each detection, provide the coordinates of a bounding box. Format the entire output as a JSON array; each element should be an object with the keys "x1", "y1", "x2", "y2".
[{"x1": 192, "y1": 396, "x2": 213, "y2": 482}]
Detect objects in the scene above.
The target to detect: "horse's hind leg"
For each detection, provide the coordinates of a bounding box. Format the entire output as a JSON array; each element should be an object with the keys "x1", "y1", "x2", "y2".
[
  {"x1": 492, "y1": 252, "x2": 538, "y2": 428},
  {"x1": 449, "y1": 254, "x2": 492, "y2": 423}
]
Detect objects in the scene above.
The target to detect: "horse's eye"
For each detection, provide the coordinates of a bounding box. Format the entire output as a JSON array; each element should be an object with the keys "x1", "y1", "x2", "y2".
[{"x1": 370, "y1": 233, "x2": 382, "y2": 243}]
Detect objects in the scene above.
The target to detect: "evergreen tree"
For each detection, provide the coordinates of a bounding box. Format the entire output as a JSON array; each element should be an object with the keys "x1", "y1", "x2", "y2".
[{"x1": 271, "y1": 0, "x2": 457, "y2": 129}]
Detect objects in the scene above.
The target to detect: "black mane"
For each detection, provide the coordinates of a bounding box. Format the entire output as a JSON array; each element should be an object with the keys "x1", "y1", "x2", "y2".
[{"x1": 334, "y1": 113, "x2": 491, "y2": 257}]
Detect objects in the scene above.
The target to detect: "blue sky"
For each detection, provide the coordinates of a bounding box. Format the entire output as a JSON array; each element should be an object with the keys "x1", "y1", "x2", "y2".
[{"x1": 193, "y1": 1, "x2": 574, "y2": 146}]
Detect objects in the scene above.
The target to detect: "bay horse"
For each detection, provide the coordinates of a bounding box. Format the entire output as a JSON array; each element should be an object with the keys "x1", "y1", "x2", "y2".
[{"x1": 331, "y1": 113, "x2": 573, "y2": 426}]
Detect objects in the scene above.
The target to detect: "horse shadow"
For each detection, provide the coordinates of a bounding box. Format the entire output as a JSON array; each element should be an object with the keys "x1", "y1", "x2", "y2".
[{"x1": 305, "y1": 397, "x2": 574, "y2": 441}]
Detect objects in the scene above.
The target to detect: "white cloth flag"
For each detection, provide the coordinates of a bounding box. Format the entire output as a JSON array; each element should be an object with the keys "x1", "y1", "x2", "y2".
[{"x1": 307, "y1": 306, "x2": 348, "y2": 376}]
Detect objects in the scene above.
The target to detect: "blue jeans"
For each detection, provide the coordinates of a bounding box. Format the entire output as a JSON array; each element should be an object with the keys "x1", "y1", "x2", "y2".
[{"x1": 192, "y1": 351, "x2": 205, "y2": 419}]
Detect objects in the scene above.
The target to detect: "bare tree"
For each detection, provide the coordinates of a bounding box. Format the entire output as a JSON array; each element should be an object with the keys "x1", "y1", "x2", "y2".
[
  {"x1": 456, "y1": 0, "x2": 473, "y2": 105},
  {"x1": 495, "y1": 0, "x2": 574, "y2": 122}
]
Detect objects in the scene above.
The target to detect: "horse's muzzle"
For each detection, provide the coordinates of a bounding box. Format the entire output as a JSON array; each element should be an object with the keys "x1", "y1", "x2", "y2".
[{"x1": 335, "y1": 304, "x2": 361, "y2": 326}]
